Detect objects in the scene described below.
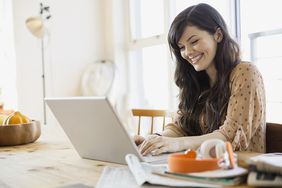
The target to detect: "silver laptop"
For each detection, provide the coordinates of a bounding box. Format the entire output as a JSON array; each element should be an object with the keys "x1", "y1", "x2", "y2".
[{"x1": 45, "y1": 96, "x2": 168, "y2": 164}]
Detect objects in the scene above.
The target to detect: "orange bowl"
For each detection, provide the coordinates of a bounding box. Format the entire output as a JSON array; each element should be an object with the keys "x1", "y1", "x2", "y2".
[{"x1": 0, "y1": 120, "x2": 41, "y2": 146}]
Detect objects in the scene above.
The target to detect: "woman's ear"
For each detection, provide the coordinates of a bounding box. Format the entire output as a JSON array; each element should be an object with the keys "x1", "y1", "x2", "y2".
[{"x1": 214, "y1": 27, "x2": 223, "y2": 43}]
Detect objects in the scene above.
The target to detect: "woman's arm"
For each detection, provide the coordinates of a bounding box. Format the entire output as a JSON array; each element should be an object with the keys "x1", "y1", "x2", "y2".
[
  {"x1": 215, "y1": 62, "x2": 266, "y2": 152},
  {"x1": 139, "y1": 62, "x2": 266, "y2": 155},
  {"x1": 139, "y1": 131, "x2": 227, "y2": 156}
]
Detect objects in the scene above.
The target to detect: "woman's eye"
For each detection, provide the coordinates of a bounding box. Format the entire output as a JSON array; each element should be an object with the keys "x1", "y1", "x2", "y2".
[
  {"x1": 191, "y1": 40, "x2": 199, "y2": 45},
  {"x1": 179, "y1": 46, "x2": 185, "y2": 51}
]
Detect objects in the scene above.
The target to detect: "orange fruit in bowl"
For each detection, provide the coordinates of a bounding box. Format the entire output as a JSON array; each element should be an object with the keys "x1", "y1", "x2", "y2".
[
  {"x1": 3, "y1": 111, "x2": 31, "y2": 125},
  {"x1": 0, "y1": 111, "x2": 40, "y2": 146}
]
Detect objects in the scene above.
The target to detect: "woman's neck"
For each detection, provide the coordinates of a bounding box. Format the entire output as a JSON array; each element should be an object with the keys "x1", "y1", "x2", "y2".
[{"x1": 205, "y1": 63, "x2": 217, "y2": 87}]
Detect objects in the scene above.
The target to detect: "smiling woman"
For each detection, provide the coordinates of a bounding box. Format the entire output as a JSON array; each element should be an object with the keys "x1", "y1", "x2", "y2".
[{"x1": 135, "y1": 3, "x2": 266, "y2": 156}]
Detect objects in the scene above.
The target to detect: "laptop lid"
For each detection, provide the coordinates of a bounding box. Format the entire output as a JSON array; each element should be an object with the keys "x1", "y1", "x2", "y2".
[{"x1": 45, "y1": 96, "x2": 144, "y2": 164}]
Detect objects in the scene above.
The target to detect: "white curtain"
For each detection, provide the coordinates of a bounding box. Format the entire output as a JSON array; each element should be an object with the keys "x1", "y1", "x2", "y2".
[{"x1": 0, "y1": 0, "x2": 17, "y2": 109}]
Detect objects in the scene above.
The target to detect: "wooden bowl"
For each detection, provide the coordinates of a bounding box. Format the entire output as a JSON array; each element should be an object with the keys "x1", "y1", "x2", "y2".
[{"x1": 0, "y1": 120, "x2": 41, "y2": 146}]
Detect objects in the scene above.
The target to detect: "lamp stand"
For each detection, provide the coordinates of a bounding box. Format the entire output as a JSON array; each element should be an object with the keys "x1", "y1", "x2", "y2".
[
  {"x1": 41, "y1": 38, "x2": 47, "y2": 125},
  {"x1": 25, "y1": 2, "x2": 51, "y2": 125}
]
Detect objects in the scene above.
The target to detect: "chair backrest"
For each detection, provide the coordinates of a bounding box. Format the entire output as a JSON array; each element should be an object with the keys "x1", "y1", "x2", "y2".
[
  {"x1": 131, "y1": 109, "x2": 173, "y2": 135},
  {"x1": 266, "y1": 122, "x2": 282, "y2": 153}
]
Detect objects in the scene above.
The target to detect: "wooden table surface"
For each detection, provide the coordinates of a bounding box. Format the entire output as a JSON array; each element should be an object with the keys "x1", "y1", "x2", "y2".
[
  {"x1": 0, "y1": 123, "x2": 258, "y2": 188},
  {"x1": 0, "y1": 123, "x2": 123, "y2": 188}
]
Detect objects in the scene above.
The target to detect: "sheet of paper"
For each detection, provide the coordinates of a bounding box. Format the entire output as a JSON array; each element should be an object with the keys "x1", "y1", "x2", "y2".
[
  {"x1": 96, "y1": 166, "x2": 164, "y2": 188},
  {"x1": 96, "y1": 166, "x2": 140, "y2": 188}
]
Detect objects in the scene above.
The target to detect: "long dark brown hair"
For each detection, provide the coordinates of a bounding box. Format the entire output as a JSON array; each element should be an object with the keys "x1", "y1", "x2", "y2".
[{"x1": 168, "y1": 3, "x2": 240, "y2": 136}]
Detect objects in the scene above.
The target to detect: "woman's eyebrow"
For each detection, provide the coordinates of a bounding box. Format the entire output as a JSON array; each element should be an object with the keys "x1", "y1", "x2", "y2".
[{"x1": 187, "y1": 35, "x2": 196, "y2": 42}]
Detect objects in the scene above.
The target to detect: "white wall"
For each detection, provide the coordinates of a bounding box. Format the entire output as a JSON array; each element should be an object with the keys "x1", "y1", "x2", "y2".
[
  {"x1": 0, "y1": 0, "x2": 18, "y2": 110},
  {"x1": 105, "y1": 0, "x2": 131, "y2": 127},
  {"x1": 13, "y1": 0, "x2": 107, "y2": 123}
]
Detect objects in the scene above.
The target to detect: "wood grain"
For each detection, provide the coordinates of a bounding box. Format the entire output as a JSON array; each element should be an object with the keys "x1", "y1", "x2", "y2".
[{"x1": 0, "y1": 123, "x2": 121, "y2": 188}]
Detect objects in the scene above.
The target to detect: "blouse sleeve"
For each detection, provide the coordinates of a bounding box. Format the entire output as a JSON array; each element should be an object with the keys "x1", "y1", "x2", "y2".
[
  {"x1": 161, "y1": 113, "x2": 187, "y2": 137},
  {"x1": 215, "y1": 63, "x2": 266, "y2": 152}
]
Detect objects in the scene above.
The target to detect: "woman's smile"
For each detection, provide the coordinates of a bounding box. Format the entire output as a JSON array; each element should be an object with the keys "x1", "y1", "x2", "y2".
[{"x1": 189, "y1": 53, "x2": 203, "y2": 64}]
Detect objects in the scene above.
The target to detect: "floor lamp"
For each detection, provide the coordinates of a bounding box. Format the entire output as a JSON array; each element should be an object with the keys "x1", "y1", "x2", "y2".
[{"x1": 25, "y1": 3, "x2": 51, "y2": 125}]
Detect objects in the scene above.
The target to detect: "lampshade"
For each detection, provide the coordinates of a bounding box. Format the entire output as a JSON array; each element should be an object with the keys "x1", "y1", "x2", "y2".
[{"x1": 25, "y1": 16, "x2": 44, "y2": 38}]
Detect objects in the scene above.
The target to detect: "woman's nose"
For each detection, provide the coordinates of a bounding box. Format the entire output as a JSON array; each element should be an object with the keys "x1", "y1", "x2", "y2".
[{"x1": 182, "y1": 46, "x2": 193, "y2": 59}]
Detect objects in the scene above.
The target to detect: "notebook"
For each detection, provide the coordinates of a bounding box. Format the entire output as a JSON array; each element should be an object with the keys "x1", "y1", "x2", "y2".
[{"x1": 45, "y1": 96, "x2": 168, "y2": 164}]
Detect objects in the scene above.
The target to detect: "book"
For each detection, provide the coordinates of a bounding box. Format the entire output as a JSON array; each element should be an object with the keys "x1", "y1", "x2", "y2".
[
  {"x1": 153, "y1": 167, "x2": 248, "y2": 186},
  {"x1": 247, "y1": 153, "x2": 282, "y2": 186},
  {"x1": 154, "y1": 171, "x2": 246, "y2": 186},
  {"x1": 247, "y1": 171, "x2": 282, "y2": 187},
  {"x1": 248, "y1": 153, "x2": 282, "y2": 175}
]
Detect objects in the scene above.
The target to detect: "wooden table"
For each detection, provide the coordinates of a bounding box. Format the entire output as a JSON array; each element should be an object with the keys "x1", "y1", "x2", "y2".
[
  {"x1": 0, "y1": 123, "x2": 258, "y2": 188},
  {"x1": 0, "y1": 123, "x2": 123, "y2": 188}
]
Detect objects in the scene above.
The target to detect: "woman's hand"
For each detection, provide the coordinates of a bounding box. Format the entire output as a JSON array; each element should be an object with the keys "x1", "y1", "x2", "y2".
[
  {"x1": 138, "y1": 135, "x2": 185, "y2": 156},
  {"x1": 133, "y1": 135, "x2": 145, "y2": 146}
]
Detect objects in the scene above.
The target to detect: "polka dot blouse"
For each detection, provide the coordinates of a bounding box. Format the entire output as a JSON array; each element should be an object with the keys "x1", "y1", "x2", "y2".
[{"x1": 162, "y1": 62, "x2": 266, "y2": 152}]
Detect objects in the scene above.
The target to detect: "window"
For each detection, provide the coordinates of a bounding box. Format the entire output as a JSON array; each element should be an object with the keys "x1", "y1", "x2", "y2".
[
  {"x1": 128, "y1": 0, "x2": 171, "y2": 110},
  {"x1": 127, "y1": 0, "x2": 235, "y2": 110},
  {"x1": 240, "y1": 0, "x2": 282, "y2": 59},
  {"x1": 129, "y1": 0, "x2": 165, "y2": 39},
  {"x1": 240, "y1": 0, "x2": 282, "y2": 123},
  {"x1": 129, "y1": 44, "x2": 169, "y2": 109}
]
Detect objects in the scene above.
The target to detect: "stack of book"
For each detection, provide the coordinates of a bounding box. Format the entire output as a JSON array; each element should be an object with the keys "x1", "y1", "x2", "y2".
[
  {"x1": 127, "y1": 154, "x2": 249, "y2": 187},
  {"x1": 153, "y1": 166, "x2": 248, "y2": 186},
  {"x1": 247, "y1": 153, "x2": 282, "y2": 187}
]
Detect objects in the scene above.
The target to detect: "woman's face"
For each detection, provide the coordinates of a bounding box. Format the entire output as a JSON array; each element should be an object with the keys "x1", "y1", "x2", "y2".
[{"x1": 178, "y1": 25, "x2": 221, "y2": 72}]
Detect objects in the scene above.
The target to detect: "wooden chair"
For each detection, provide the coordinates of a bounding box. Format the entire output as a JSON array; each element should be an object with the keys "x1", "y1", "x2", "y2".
[
  {"x1": 131, "y1": 109, "x2": 174, "y2": 135},
  {"x1": 266, "y1": 122, "x2": 282, "y2": 153}
]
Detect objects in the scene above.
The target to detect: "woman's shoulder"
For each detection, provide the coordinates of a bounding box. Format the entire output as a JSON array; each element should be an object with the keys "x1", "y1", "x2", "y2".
[
  {"x1": 233, "y1": 61, "x2": 258, "y2": 72},
  {"x1": 230, "y1": 61, "x2": 261, "y2": 80}
]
